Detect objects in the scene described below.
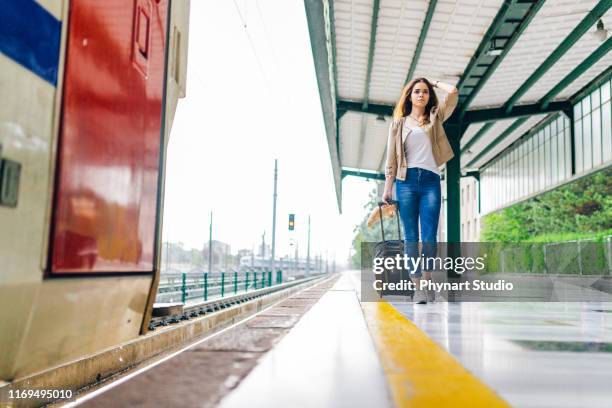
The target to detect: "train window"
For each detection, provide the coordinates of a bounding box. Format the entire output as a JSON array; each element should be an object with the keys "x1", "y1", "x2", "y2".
[
  {"x1": 137, "y1": 8, "x2": 150, "y2": 58},
  {"x1": 0, "y1": 158, "x2": 21, "y2": 208},
  {"x1": 132, "y1": 0, "x2": 152, "y2": 76}
]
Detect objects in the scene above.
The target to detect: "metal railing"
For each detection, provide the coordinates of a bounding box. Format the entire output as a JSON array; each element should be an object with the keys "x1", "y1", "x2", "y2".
[{"x1": 155, "y1": 270, "x2": 286, "y2": 304}]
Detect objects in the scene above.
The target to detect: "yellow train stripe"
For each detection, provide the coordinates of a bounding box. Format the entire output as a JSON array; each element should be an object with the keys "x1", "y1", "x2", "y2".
[{"x1": 361, "y1": 302, "x2": 510, "y2": 408}]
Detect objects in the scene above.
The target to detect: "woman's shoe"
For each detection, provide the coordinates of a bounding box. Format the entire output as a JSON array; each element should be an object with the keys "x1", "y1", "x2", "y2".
[{"x1": 413, "y1": 289, "x2": 427, "y2": 304}]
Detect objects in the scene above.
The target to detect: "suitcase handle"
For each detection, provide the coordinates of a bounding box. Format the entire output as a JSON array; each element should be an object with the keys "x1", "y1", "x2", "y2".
[{"x1": 377, "y1": 200, "x2": 402, "y2": 242}]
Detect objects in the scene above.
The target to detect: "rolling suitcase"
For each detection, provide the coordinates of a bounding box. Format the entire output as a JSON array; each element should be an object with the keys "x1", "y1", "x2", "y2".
[{"x1": 373, "y1": 200, "x2": 411, "y2": 297}]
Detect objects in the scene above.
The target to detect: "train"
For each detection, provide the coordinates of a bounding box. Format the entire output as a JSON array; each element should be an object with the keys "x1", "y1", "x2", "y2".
[
  {"x1": 0, "y1": 0, "x2": 190, "y2": 381},
  {"x1": 239, "y1": 256, "x2": 314, "y2": 271}
]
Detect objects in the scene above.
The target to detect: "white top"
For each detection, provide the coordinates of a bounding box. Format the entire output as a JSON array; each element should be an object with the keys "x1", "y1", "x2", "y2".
[{"x1": 402, "y1": 119, "x2": 440, "y2": 175}]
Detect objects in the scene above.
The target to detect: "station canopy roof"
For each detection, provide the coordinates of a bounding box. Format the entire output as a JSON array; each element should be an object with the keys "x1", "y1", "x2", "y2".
[{"x1": 304, "y1": 0, "x2": 612, "y2": 210}]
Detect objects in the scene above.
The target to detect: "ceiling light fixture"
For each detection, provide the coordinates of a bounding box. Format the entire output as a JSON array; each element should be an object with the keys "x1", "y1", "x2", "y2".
[
  {"x1": 593, "y1": 19, "x2": 608, "y2": 42},
  {"x1": 486, "y1": 39, "x2": 503, "y2": 56}
]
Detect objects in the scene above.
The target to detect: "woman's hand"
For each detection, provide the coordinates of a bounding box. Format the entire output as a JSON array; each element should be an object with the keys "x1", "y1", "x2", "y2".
[
  {"x1": 382, "y1": 187, "x2": 393, "y2": 204},
  {"x1": 382, "y1": 177, "x2": 394, "y2": 204}
]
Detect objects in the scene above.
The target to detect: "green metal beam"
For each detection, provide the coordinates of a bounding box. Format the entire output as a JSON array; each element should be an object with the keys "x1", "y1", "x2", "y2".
[
  {"x1": 404, "y1": 0, "x2": 438, "y2": 84},
  {"x1": 457, "y1": 0, "x2": 545, "y2": 119},
  {"x1": 541, "y1": 37, "x2": 612, "y2": 109},
  {"x1": 460, "y1": 122, "x2": 494, "y2": 154},
  {"x1": 341, "y1": 169, "x2": 385, "y2": 181},
  {"x1": 462, "y1": 171, "x2": 480, "y2": 182},
  {"x1": 362, "y1": 0, "x2": 380, "y2": 109},
  {"x1": 358, "y1": 0, "x2": 381, "y2": 169},
  {"x1": 503, "y1": 0, "x2": 612, "y2": 114},
  {"x1": 337, "y1": 100, "x2": 394, "y2": 117},
  {"x1": 463, "y1": 100, "x2": 569, "y2": 123},
  {"x1": 464, "y1": 117, "x2": 528, "y2": 168},
  {"x1": 304, "y1": 0, "x2": 342, "y2": 211}
]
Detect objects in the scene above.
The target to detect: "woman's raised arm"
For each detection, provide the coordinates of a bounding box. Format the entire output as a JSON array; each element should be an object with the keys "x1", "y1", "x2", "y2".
[{"x1": 430, "y1": 79, "x2": 458, "y2": 122}]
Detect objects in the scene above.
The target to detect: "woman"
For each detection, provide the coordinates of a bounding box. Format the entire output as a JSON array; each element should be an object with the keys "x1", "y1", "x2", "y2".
[{"x1": 381, "y1": 77, "x2": 458, "y2": 304}]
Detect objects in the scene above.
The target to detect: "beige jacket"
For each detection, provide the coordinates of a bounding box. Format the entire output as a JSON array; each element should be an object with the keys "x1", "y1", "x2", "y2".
[{"x1": 385, "y1": 90, "x2": 458, "y2": 181}]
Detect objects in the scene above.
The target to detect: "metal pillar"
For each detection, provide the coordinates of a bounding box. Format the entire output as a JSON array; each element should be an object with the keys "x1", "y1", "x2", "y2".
[
  {"x1": 270, "y1": 159, "x2": 278, "y2": 272},
  {"x1": 563, "y1": 107, "x2": 576, "y2": 176},
  {"x1": 208, "y1": 211, "x2": 213, "y2": 274},
  {"x1": 445, "y1": 122, "x2": 462, "y2": 244}
]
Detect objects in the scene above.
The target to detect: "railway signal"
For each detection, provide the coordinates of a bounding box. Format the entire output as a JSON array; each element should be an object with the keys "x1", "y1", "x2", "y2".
[{"x1": 288, "y1": 213, "x2": 295, "y2": 231}]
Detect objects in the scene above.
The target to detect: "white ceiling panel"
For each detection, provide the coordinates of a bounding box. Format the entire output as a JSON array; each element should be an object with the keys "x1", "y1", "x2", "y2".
[
  {"x1": 518, "y1": 12, "x2": 612, "y2": 104},
  {"x1": 367, "y1": 0, "x2": 428, "y2": 104},
  {"x1": 460, "y1": 121, "x2": 487, "y2": 149},
  {"x1": 412, "y1": 0, "x2": 503, "y2": 85},
  {"x1": 339, "y1": 112, "x2": 390, "y2": 171},
  {"x1": 361, "y1": 115, "x2": 390, "y2": 171},
  {"x1": 462, "y1": 117, "x2": 517, "y2": 164},
  {"x1": 339, "y1": 111, "x2": 364, "y2": 167},
  {"x1": 461, "y1": 114, "x2": 548, "y2": 168},
  {"x1": 334, "y1": 0, "x2": 375, "y2": 101},
  {"x1": 470, "y1": 0, "x2": 600, "y2": 109},
  {"x1": 553, "y1": 58, "x2": 612, "y2": 101}
]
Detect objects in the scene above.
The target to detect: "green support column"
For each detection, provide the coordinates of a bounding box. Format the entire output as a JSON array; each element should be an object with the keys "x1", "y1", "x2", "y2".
[
  {"x1": 563, "y1": 107, "x2": 576, "y2": 176},
  {"x1": 445, "y1": 121, "x2": 463, "y2": 292},
  {"x1": 221, "y1": 272, "x2": 225, "y2": 298},
  {"x1": 181, "y1": 272, "x2": 187, "y2": 304},
  {"x1": 245, "y1": 272, "x2": 250, "y2": 292},
  {"x1": 445, "y1": 122, "x2": 462, "y2": 244},
  {"x1": 204, "y1": 273, "x2": 208, "y2": 301},
  {"x1": 233, "y1": 272, "x2": 238, "y2": 294},
  {"x1": 268, "y1": 271, "x2": 272, "y2": 287}
]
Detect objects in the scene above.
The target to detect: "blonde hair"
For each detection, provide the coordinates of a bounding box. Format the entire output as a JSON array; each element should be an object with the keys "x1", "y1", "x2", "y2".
[{"x1": 392, "y1": 78, "x2": 439, "y2": 122}]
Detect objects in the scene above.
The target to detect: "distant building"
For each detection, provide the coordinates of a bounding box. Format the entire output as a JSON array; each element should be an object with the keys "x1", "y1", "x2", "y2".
[
  {"x1": 460, "y1": 176, "x2": 480, "y2": 242},
  {"x1": 202, "y1": 240, "x2": 232, "y2": 268}
]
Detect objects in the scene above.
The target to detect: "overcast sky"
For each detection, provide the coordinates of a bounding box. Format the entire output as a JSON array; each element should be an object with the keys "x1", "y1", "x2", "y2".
[{"x1": 162, "y1": 0, "x2": 377, "y2": 265}]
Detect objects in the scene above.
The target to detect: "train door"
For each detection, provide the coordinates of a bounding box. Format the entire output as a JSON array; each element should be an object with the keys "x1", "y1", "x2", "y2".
[{"x1": 50, "y1": 0, "x2": 168, "y2": 274}]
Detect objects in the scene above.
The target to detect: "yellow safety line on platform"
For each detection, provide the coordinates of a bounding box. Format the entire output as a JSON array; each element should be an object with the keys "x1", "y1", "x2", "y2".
[{"x1": 361, "y1": 302, "x2": 510, "y2": 408}]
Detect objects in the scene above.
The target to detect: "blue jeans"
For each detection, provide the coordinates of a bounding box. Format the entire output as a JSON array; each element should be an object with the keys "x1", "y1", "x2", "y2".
[{"x1": 395, "y1": 167, "x2": 441, "y2": 277}]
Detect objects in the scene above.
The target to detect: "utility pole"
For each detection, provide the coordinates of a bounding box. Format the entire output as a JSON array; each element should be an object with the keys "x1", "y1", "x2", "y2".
[
  {"x1": 261, "y1": 231, "x2": 266, "y2": 258},
  {"x1": 251, "y1": 243, "x2": 255, "y2": 268},
  {"x1": 270, "y1": 159, "x2": 278, "y2": 272},
  {"x1": 165, "y1": 241, "x2": 169, "y2": 272},
  {"x1": 306, "y1": 215, "x2": 311, "y2": 275},
  {"x1": 208, "y1": 211, "x2": 213, "y2": 274}
]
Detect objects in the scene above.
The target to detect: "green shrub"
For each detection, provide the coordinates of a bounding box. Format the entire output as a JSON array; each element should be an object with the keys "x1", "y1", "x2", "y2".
[{"x1": 482, "y1": 167, "x2": 612, "y2": 243}]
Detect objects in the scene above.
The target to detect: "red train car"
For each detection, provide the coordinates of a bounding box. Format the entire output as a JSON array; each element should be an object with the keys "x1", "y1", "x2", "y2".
[{"x1": 0, "y1": 0, "x2": 189, "y2": 380}]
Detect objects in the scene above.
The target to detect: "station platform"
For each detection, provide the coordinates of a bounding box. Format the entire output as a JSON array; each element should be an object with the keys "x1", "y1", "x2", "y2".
[{"x1": 66, "y1": 271, "x2": 612, "y2": 408}]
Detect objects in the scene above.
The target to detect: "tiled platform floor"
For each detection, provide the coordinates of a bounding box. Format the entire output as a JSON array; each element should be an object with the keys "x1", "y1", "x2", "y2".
[{"x1": 392, "y1": 300, "x2": 612, "y2": 408}]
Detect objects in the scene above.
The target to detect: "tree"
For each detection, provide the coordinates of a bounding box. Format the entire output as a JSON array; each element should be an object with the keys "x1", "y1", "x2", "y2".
[{"x1": 350, "y1": 184, "x2": 401, "y2": 268}]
